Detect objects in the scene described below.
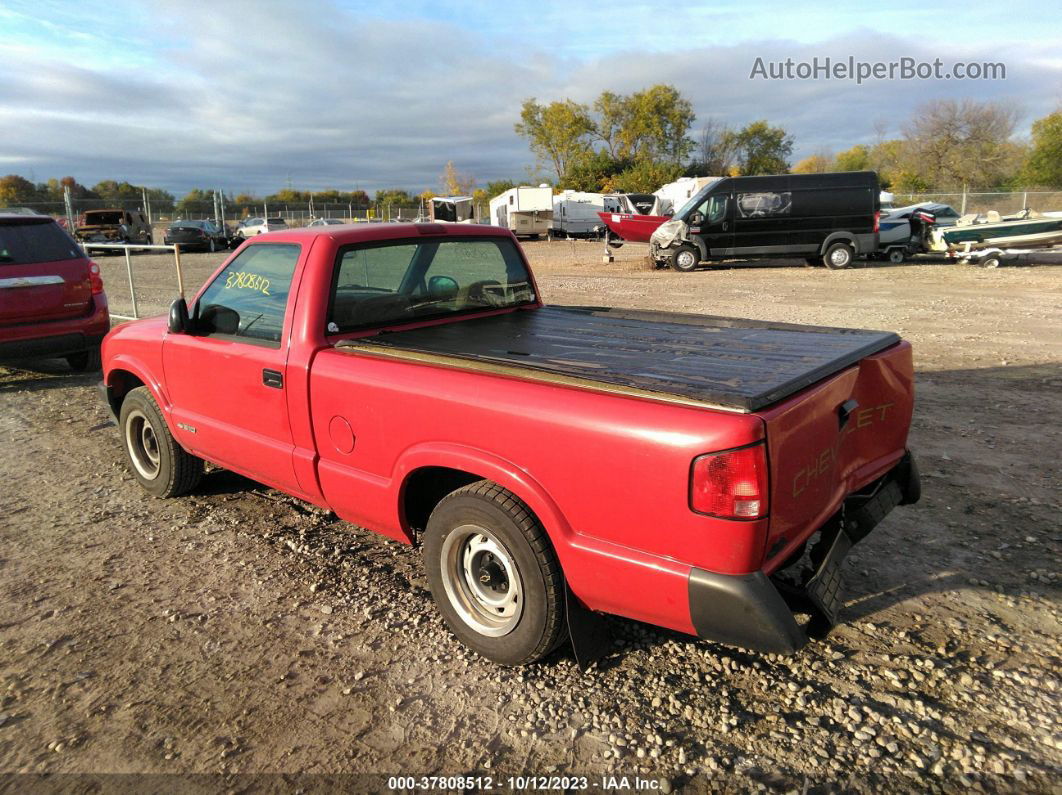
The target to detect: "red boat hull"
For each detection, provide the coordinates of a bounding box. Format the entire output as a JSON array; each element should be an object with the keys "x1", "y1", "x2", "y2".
[{"x1": 597, "y1": 211, "x2": 669, "y2": 243}]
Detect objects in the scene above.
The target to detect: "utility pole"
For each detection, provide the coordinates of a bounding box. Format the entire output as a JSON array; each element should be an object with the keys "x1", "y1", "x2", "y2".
[
  {"x1": 141, "y1": 186, "x2": 152, "y2": 224},
  {"x1": 63, "y1": 185, "x2": 75, "y2": 231}
]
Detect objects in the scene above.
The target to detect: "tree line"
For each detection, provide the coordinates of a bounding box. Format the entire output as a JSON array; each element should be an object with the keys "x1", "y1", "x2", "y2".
[
  {"x1": 513, "y1": 87, "x2": 1062, "y2": 194},
  {"x1": 4, "y1": 95, "x2": 1058, "y2": 217}
]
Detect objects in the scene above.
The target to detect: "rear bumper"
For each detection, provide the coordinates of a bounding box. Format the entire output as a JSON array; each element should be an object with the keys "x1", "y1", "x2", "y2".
[
  {"x1": 687, "y1": 450, "x2": 920, "y2": 654},
  {"x1": 0, "y1": 296, "x2": 109, "y2": 362}
]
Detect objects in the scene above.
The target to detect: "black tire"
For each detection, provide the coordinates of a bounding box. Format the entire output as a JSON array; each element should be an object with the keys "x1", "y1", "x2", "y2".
[
  {"x1": 65, "y1": 345, "x2": 101, "y2": 372},
  {"x1": 888, "y1": 249, "x2": 905, "y2": 264},
  {"x1": 670, "y1": 244, "x2": 700, "y2": 272},
  {"x1": 823, "y1": 241, "x2": 855, "y2": 270},
  {"x1": 119, "y1": 386, "x2": 203, "y2": 498},
  {"x1": 424, "y1": 481, "x2": 565, "y2": 666}
]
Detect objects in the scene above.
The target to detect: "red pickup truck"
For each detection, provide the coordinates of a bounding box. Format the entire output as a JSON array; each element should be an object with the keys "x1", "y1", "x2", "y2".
[{"x1": 99, "y1": 223, "x2": 920, "y2": 666}]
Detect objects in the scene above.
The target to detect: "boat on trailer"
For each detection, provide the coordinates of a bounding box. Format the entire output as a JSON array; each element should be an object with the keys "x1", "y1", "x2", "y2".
[{"x1": 931, "y1": 210, "x2": 1062, "y2": 252}]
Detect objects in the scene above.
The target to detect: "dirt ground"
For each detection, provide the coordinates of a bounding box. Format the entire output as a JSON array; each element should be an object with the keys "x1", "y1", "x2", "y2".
[{"x1": 1, "y1": 240, "x2": 1059, "y2": 791}]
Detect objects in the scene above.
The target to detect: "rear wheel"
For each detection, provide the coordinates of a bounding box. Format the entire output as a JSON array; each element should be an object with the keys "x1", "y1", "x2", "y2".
[
  {"x1": 424, "y1": 481, "x2": 565, "y2": 665},
  {"x1": 888, "y1": 248, "x2": 906, "y2": 264},
  {"x1": 66, "y1": 345, "x2": 101, "y2": 372},
  {"x1": 119, "y1": 386, "x2": 203, "y2": 498},
  {"x1": 670, "y1": 244, "x2": 700, "y2": 272},
  {"x1": 823, "y1": 241, "x2": 855, "y2": 270}
]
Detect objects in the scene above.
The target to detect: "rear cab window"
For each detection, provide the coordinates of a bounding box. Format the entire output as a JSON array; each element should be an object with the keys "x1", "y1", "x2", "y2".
[
  {"x1": 327, "y1": 236, "x2": 535, "y2": 333},
  {"x1": 194, "y1": 243, "x2": 301, "y2": 346},
  {"x1": 0, "y1": 219, "x2": 82, "y2": 265}
]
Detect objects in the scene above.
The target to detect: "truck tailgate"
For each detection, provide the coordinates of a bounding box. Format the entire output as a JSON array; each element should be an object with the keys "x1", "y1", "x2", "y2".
[{"x1": 757, "y1": 341, "x2": 914, "y2": 567}]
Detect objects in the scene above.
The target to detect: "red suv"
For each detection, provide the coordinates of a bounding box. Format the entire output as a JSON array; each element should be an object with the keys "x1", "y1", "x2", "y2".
[{"x1": 0, "y1": 213, "x2": 109, "y2": 371}]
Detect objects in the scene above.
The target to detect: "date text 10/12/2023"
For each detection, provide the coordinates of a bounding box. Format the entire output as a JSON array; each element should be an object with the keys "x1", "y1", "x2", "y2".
[{"x1": 386, "y1": 775, "x2": 667, "y2": 791}]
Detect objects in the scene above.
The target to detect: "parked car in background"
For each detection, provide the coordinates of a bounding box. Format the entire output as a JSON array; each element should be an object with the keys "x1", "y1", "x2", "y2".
[
  {"x1": 75, "y1": 209, "x2": 153, "y2": 248},
  {"x1": 163, "y1": 219, "x2": 228, "y2": 252},
  {"x1": 308, "y1": 218, "x2": 346, "y2": 228},
  {"x1": 0, "y1": 212, "x2": 109, "y2": 371},
  {"x1": 234, "y1": 217, "x2": 287, "y2": 241}
]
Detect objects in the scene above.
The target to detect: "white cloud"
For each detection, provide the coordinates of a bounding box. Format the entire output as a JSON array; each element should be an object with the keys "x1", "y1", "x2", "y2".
[{"x1": 2, "y1": 0, "x2": 1059, "y2": 195}]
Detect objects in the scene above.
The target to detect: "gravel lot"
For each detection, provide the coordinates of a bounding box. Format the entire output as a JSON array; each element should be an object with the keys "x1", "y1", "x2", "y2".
[{"x1": 1, "y1": 240, "x2": 1059, "y2": 790}]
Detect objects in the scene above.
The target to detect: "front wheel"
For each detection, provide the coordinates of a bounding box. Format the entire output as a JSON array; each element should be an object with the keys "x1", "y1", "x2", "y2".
[
  {"x1": 888, "y1": 248, "x2": 906, "y2": 264},
  {"x1": 670, "y1": 244, "x2": 700, "y2": 272},
  {"x1": 424, "y1": 481, "x2": 565, "y2": 665},
  {"x1": 823, "y1": 241, "x2": 855, "y2": 270},
  {"x1": 119, "y1": 386, "x2": 203, "y2": 498}
]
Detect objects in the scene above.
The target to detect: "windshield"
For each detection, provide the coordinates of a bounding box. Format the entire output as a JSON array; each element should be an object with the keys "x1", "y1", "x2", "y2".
[
  {"x1": 328, "y1": 236, "x2": 536, "y2": 333},
  {"x1": 84, "y1": 211, "x2": 125, "y2": 225}
]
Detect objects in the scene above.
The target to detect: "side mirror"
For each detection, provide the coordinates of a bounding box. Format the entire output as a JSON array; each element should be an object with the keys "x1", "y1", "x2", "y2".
[
  {"x1": 689, "y1": 212, "x2": 705, "y2": 226},
  {"x1": 168, "y1": 297, "x2": 189, "y2": 334},
  {"x1": 427, "y1": 275, "x2": 459, "y2": 301},
  {"x1": 199, "y1": 304, "x2": 240, "y2": 335}
]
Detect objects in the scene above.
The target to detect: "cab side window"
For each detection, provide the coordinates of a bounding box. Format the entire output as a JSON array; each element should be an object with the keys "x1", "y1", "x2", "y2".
[
  {"x1": 194, "y1": 243, "x2": 300, "y2": 346},
  {"x1": 697, "y1": 194, "x2": 729, "y2": 224}
]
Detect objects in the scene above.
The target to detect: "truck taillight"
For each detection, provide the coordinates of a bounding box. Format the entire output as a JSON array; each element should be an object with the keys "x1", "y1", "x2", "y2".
[
  {"x1": 874, "y1": 211, "x2": 880, "y2": 233},
  {"x1": 690, "y1": 443, "x2": 769, "y2": 519},
  {"x1": 88, "y1": 261, "x2": 104, "y2": 295}
]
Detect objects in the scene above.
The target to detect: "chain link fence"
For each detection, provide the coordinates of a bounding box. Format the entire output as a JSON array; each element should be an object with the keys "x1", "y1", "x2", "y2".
[
  {"x1": 890, "y1": 191, "x2": 1062, "y2": 216},
  {"x1": 10, "y1": 198, "x2": 429, "y2": 229}
]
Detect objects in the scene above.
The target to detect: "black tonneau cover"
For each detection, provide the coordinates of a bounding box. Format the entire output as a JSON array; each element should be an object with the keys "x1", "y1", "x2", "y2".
[{"x1": 344, "y1": 306, "x2": 900, "y2": 412}]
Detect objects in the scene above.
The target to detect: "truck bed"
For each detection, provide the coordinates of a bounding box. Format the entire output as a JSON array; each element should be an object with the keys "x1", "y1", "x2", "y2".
[{"x1": 340, "y1": 306, "x2": 900, "y2": 412}]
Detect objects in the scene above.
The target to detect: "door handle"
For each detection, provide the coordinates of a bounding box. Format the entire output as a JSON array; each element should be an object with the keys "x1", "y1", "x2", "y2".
[
  {"x1": 262, "y1": 369, "x2": 283, "y2": 389},
  {"x1": 838, "y1": 398, "x2": 859, "y2": 430}
]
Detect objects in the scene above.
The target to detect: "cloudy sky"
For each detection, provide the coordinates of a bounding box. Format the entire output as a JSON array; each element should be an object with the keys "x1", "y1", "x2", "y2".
[{"x1": 3, "y1": 0, "x2": 1060, "y2": 196}]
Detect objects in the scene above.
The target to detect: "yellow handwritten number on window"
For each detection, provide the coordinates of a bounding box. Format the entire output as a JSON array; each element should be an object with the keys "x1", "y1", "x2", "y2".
[{"x1": 224, "y1": 271, "x2": 271, "y2": 295}]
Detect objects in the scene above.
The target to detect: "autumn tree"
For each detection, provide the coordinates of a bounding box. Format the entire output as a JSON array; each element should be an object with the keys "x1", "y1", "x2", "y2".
[
  {"x1": 724, "y1": 121, "x2": 793, "y2": 175},
  {"x1": 484, "y1": 179, "x2": 518, "y2": 198},
  {"x1": 791, "y1": 153, "x2": 833, "y2": 174},
  {"x1": 902, "y1": 99, "x2": 1020, "y2": 190},
  {"x1": 688, "y1": 119, "x2": 736, "y2": 176},
  {"x1": 0, "y1": 174, "x2": 39, "y2": 205},
  {"x1": 834, "y1": 145, "x2": 872, "y2": 172},
  {"x1": 1021, "y1": 108, "x2": 1062, "y2": 188},
  {"x1": 515, "y1": 98, "x2": 595, "y2": 184},
  {"x1": 439, "y1": 161, "x2": 476, "y2": 195}
]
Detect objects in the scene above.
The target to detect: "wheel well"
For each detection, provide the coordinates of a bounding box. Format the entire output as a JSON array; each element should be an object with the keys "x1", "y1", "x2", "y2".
[
  {"x1": 820, "y1": 234, "x2": 856, "y2": 254},
  {"x1": 106, "y1": 370, "x2": 145, "y2": 416},
  {"x1": 401, "y1": 467, "x2": 484, "y2": 538}
]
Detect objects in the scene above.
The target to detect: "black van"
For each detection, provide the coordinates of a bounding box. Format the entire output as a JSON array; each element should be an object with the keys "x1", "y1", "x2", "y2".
[{"x1": 650, "y1": 171, "x2": 880, "y2": 271}]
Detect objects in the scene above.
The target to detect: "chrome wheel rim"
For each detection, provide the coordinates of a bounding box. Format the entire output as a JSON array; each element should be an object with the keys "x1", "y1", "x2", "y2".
[
  {"x1": 676, "y1": 250, "x2": 697, "y2": 268},
  {"x1": 125, "y1": 408, "x2": 161, "y2": 480},
  {"x1": 440, "y1": 524, "x2": 523, "y2": 637},
  {"x1": 830, "y1": 248, "x2": 850, "y2": 267}
]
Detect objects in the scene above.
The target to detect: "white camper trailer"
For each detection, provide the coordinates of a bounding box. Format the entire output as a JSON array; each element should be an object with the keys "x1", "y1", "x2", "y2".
[
  {"x1": 551, "y1": 190, "x2": 606, "y2": 238},
  {"x1": 653, "y1": 177, "x2": 720, "y2": 215},
  {"x1": 430, "y1": 196, "x2": 475, "y2": 224},
  {"x1": 489, "y1": 186, "x2": 553, "y2": 238}
]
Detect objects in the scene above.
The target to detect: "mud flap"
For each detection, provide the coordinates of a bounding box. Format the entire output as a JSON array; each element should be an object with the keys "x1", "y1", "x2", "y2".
[
  {"x1": 804, "y1": 525, "x2": 853, "y2": 638},
  {"x1": 565, "y1": 586, "x2": 611, "y2": 670}
]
